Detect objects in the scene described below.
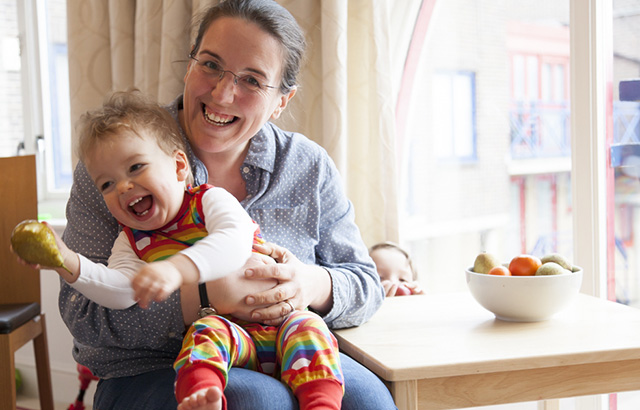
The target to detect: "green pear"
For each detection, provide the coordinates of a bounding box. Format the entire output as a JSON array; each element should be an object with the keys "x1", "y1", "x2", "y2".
[
  {"x1": 473, "y1": 252, "x2": 501, "y2": 274},
  {"x1": 535, "y1": 262, "x2": 571, "y2": 276},
  {"x1": 11, "y1": 220, "x2": 69, "y2": 272},
  {"x1": 540, "y1": 253, "x2": 573, "y2": 271}
]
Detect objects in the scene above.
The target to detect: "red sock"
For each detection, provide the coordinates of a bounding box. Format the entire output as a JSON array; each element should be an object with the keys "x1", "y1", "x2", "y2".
[
  {"x1": 295, "y1": 379, "x2": 343, "y2": 410},
  {"x1": 174, "y1": 364, "x2": 226, "y2": 409}
]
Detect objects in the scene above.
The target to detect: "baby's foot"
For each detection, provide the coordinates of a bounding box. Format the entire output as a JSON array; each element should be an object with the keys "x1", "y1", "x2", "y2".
[{"x1": 177, "y1": 386, "x2": 223, "y2": 410}]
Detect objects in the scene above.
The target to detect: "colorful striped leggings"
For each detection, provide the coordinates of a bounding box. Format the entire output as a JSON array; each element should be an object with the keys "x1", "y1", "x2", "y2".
[{"x1": 174, "y1": 310, "x2": 344, "y2": 407}]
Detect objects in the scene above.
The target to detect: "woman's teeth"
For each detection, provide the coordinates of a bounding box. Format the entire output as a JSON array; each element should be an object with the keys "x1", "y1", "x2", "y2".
[{"x1": 204, "y1": 108, "x2": 235, "y2": 126}]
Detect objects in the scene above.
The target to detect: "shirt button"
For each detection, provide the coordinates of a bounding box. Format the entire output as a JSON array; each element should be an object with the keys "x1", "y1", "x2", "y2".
[
  {"x1": 168, "y1": 332, "x2": 176, "y2": 338},
  {"x1": 70, "y1": 294, "x2": 77, "y2": 302},
  {"x1": 242, "y1": 166, "x2": 250, "y2": 174}
]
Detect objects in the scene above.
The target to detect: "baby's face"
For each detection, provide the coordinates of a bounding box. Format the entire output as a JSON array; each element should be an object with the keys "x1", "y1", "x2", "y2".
[
  {"x1": 85, "y1": 130, "x2": 189, "y2": 231},
  {"x1": 370, "y1": 247, "x2": 413, "y2": 284}
]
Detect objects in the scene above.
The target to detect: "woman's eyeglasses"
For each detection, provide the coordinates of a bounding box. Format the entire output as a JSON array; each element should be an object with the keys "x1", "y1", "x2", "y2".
[{"x1": 189, "y1": 54, "x2": 278, "y2": 94}]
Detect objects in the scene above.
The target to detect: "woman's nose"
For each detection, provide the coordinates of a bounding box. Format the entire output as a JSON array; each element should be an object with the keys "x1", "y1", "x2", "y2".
[{"x1": 211, "y1": 73, "x2": 236, "y2": 104}]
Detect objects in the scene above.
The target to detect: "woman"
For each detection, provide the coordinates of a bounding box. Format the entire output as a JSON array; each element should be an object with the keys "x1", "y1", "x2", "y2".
[{"x1": 61, "y1": 0, "x2": 395, "y2": 408}]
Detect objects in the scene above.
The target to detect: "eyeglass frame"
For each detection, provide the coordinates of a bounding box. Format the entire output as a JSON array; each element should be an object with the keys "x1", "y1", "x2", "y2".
[{"x1": 188, "y1": 53, "x2": 279, "y2": 93}]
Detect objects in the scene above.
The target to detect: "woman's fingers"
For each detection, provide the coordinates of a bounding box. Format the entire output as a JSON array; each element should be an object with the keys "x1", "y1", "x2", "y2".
[
  {"x1": 250, "y1": 298, "x2": 296, "y2": 322},
  {"x1": 245, "y1": 275, "x2": 293, "y2": 306},
  {"x1": 245, "y1": 262, "x2": 292, "y2": 281}
]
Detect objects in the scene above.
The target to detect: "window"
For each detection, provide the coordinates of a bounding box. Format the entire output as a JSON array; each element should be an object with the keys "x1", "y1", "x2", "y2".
[
  {"x1": 399, "y1": 1, "x2": 572, "y2": 298},
  {"x1": 432, "y1": 71, "x2": 476, "y2": 161},
  {"x1": 0, "y1": 0, "x2": 71, "y2": 216},
  {"x1": 396, "y1": 0, "x2": 639, "y2": 408}
]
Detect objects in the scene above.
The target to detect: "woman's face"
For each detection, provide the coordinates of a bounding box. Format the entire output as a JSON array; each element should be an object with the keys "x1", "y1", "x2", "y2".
[{"x1": 181, "y1": 17, "x2": 295, "y2": 159}]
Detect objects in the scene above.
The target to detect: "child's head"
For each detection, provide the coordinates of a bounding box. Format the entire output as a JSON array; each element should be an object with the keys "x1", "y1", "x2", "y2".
[
  {"x1": 76, "y1": 90, "x2": 192, "y2": 231},
  {"x1": 369, "y1": 242, "x2": 416, "y2": 284}
]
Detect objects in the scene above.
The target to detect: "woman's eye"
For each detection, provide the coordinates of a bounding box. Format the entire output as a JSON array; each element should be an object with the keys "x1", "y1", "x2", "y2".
[
  {"x1": 203, "y1": 60, "x2": 221, "y2": 71},
  {"x1": 242, "y1": 75, "x2": 261, "y2": 88}
]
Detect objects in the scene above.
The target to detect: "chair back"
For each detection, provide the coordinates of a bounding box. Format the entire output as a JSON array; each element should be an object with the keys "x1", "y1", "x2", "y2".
[{"x1": 0, "y1": 155, "x2": 40, "y2": 305}]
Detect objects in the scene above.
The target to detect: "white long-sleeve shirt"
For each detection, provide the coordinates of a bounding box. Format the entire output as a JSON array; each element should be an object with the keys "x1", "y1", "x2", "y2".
[{"x1": 70, "y1": 186, "x2": 257, "y2": 309}]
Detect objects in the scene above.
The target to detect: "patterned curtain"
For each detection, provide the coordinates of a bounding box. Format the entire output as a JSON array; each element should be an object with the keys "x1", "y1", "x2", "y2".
[{"x1": 67, "y1": 0, "x2": 401, "y2": 246}]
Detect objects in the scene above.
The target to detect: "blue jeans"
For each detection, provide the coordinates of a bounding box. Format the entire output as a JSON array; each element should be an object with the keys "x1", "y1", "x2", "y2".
[{"x1": 93, "y1": 352, "x2": 397, "y2": 409}]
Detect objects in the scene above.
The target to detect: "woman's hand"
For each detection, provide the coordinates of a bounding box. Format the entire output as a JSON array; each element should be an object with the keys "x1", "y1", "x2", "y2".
[
  {"x1": 180, "y1": 252, "x2": 278, "y2": 325},
  {"x1": 244, "y1": 242, "x2": 333, "y2": 326}
]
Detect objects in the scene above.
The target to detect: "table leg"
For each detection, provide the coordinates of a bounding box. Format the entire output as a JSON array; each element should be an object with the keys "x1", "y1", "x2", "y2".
[{"x1": 391, "y1": 380, "x2": 418, "y2": 410}]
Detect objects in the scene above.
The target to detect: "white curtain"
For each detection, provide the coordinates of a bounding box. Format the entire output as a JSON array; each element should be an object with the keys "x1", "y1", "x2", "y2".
[{"x1": 67, "y1": 0, "x2": 404, "y2": 246}]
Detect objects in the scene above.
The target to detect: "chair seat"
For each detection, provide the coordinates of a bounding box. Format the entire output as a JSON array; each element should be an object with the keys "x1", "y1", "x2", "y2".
[{"x1": 0, "y1": 303, "x2": 40, "y2": 334}]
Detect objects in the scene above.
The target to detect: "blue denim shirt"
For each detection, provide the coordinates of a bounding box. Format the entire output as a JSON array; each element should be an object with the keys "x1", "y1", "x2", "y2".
[{"x1": 60, "y1": 95, "x2": 384, "y2": 378}]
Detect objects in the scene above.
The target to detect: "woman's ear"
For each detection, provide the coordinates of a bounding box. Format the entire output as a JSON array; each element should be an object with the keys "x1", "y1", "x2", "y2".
[
  {"x1": 271, "y1": 87, "x2": 297, "y2": 120},
  {"x1": 174, "y1": 150, "x2": 190, "y2": 182}
]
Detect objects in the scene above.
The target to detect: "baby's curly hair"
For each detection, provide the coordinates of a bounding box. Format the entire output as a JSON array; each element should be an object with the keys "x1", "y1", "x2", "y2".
[
  {"x1": 75, "y1": 89, "x2": 193, "y2": 186},
  {"x1": 369, "y1": 242, "x2": 417, "y2": 280}
]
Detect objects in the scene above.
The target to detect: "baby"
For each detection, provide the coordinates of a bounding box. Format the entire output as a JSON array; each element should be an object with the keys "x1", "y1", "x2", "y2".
[{"x1": 369, "y1": 242, "x2": 424, "y2": 296}]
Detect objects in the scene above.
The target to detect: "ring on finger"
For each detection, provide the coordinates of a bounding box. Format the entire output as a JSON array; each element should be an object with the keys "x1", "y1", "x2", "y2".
[{"x1": 284, "y1": 299, "x2": 295, "y2": 313}]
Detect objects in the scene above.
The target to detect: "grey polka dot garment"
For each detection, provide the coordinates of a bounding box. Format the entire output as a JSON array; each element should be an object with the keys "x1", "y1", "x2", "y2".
[{"x1": 59, "y1": 95, "x2": 384, "y2": 379}]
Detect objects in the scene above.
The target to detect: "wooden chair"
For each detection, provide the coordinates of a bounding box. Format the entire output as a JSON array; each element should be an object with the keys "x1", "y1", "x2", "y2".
[{"x1": 0, "y1": 155, "x2": 54, "y2": 410}]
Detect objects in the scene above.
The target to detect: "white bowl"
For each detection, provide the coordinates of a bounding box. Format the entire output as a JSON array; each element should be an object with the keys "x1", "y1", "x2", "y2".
[{"x1": 465, "y1": 267, "x2": 583, "y2": 322}]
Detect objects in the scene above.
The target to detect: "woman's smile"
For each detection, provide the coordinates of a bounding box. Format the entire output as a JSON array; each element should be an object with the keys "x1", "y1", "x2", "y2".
[{"x1": 203, "y1": 103, "x2": 237, "y2": 126}]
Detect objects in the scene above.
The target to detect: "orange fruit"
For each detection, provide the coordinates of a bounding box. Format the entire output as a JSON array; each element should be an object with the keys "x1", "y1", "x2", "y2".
[
  {"x1": 508, "y1": 254, "x2": 542, "y2": 276},
  {"x1": 488, "y1": 266, "x2": 511, "y2": 276}
]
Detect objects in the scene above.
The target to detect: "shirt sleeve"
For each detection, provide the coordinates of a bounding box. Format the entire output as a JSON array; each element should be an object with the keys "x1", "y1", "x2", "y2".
[
  {"x1": 313, "y1": 155, "x2": 385, "y2": 329},
  {"x1": 70, "y1": 232, "x2": 143, "y2": 309},
  {"x1": 179, "y1": 187, "x2": 256, "y2": 282}
]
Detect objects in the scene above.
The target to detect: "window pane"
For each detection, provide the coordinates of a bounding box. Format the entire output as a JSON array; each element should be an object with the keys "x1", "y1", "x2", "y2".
[
  {"x1": 0, "y1": 0, "x2": 24, "y2": 157},
  {"x1": 43, "y1": 0, "x2": 71, "y2": 192},
  {"x1": 433, "y1": 73, "x2": 454, "y2": 158},
  {"x1": 452, "y1": 73, "x2": 474, "y2": 158},
  {"x1": 526, "y1": 55, "x2": 539, "y2": 101}
]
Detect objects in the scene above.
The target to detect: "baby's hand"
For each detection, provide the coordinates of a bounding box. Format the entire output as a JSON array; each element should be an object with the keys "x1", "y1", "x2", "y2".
[
  {"x1": 404, "y1": 281, "x2": 425, "y2": 295},
  {"x1": 381, "y1": 280, "x2": 424, "y2": 297},
  {"x1": 132, "y1": 261, "x2": 183, "y2": 309}
]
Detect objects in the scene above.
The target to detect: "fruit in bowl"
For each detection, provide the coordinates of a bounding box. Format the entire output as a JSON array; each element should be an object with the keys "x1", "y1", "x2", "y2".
[{"x1": 466, "y1": 252, "x2": 583, "y2": 321}]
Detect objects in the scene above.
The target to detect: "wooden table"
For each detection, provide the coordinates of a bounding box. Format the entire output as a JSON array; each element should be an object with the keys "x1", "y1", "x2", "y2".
[{"x1": 334, "y1": 293, "x2": 640, "y2": 409}]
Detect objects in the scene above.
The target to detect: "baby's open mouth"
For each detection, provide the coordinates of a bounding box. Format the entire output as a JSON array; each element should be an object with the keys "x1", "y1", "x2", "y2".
[
  {"x1": 203, "y1": 104, "x2": 236, "y2": 126},
  {"x1": 129, "y1": 196, "x2": 153, "y2": 216}
]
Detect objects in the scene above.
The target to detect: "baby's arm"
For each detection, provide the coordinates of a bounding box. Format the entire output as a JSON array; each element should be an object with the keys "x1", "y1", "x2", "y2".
[
  {"x1": 131, "y1": 187, "x2": 257, "y2": 308},
  {"x1": 11, "y1": 226, "x2": 142, "y2": 309},
  {"x1": 69, "y1": 232, "x2": 144, "y2": 309}
]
